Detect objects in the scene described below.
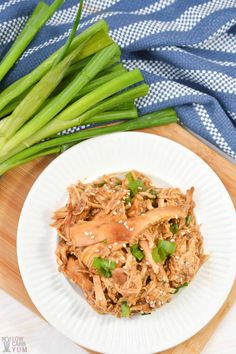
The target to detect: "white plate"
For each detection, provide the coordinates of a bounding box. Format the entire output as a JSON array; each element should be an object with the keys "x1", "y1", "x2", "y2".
[{"x1": 17, "y1": 132, "x2": 236, "y2": 354}]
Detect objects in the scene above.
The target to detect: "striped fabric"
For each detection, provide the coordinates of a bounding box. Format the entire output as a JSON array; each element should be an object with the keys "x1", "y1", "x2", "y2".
[{"x1": 0, "y1": 0, "x2": 236, "y2": 160}]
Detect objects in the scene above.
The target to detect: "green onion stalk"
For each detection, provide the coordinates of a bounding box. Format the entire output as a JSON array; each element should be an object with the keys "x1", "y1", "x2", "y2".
[
  {"x1": 0, "y1": 57, "x2": 123, "y2": 120},
  {"x1": 0, "y1": 0, "x2": 64, "y2": 81},
  {"x1": 0, "y1": 20, "x2": 110, "y2": 111},
  {"x1": 53, "y1": 63, "x2": 126, "y2": 98},
  {"x1": 0, "y1": 69, "x2": 145, "y2": 161},
  {"x1": 0, "y1": 109, "x2": 178, "y2": 176},
  {"x1": 0, "y1": 43, "x2": 121, "y2": 159},
  {"x1": 0, "y1": 39, "x2": 93, "y2": 147}
]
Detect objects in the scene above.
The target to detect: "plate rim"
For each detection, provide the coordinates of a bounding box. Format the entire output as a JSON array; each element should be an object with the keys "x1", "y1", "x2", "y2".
[{"x1": 17, "y1": 131, "x2": 236, "y2": 354}]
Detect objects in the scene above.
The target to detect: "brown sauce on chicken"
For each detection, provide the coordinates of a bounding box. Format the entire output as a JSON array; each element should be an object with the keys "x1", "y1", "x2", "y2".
[{"x1": 51, "y1": 171, "x2": 206, "y2": 317}]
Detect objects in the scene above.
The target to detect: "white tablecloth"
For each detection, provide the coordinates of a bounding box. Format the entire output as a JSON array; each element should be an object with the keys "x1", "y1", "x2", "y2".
[{"x1": 0, "y1": 288, "x2": 235, "y2": 354}]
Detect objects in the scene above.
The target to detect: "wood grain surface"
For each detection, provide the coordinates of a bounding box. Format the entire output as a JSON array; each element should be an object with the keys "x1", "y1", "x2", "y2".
[{"x1": 0, "y1": 123, "x2": 235, "y2": 354}]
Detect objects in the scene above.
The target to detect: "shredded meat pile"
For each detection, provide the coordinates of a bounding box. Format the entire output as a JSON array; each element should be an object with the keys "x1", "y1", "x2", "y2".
[{"x1": 51, "y1": 171, "x2": 206, "y2": 317}]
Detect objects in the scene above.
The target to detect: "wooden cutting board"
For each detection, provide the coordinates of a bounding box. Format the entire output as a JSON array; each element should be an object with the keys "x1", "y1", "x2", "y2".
[{"x1": 0, "y1": 123, "x2": 235, "y2": 354}]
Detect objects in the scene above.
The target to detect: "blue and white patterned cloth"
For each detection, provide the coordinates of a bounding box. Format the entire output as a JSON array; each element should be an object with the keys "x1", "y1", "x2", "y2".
[{"x1": 1, "y1": 0, "x2": 236, "y2": 160}]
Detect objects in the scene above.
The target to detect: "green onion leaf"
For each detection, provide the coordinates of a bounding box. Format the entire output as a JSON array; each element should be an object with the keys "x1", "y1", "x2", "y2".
[
  {"x1": 52, "y1": 0, "x2": 84, "y2": 66},
  {"x1": 92, "y1": 257, "x2": 116, "y2": 278},
  {"x1": 126, "y1": 172, "x2": 146, "y2": 197},
  {"x1": 185, "y1": 215, "x2": 192, "y2": 226},
  {"x1": 174, "y1": 282, "x2": 189, "y2": 294},
  {"x1": 169, "y1": 222, "x2": 179, "y2": 234},
  {"x1": 121, "y1": 302, "x2": 130, "y2": 317},
  {"x1": 152, "y1": 247, "x2": 161, "y2": 263},
  {"x1": 130, "y1": 244, "x2": 144, "y2": 261}
]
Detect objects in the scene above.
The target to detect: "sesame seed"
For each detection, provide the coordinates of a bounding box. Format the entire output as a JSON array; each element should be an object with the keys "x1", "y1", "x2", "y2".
[
  {"x1": 129, "y1": 227, "x2": 134, "y2": 231},
  {"x1": 108, "y1": 245, "x2": 112, "y2": 249},
  {"x1": 170, "y1": 239, "x2": 175, "y2": 242},
  {"x1": 90, "y1": 235, "x2": 95, "y2": 239},
  {"x1": 118, "y1": 220, "x2": 123, "y2": 224},
  {"x1": 116, "y1": 260, "x2": 119, "y2": 264},
  {"x1": 122, "y1": 243, "x2": 126, "y2": 248},
  {"x1": 116, "y1": 201, "x2": 120, "y2": 205},
  {"x1": 99, "y1": 297, "x2": 103, "y2": 301},
  {"x1": 113, "y1": 211, "x2": 117, "y2": 215},
  {"x1": 123, "y1": 221, "x2": 128, "y2": 226},
  {"x1": 123, "y1": 266, "x2": 127, "y2": 269},
  {"x1": 95, "y1": 249, "x2": 100, "y2": 253},
  {"x1": 84, "y1": 231, "x2": 89, "y2": 236},
  {"x1": 146, "y1": 261, "x2": 149, "y2": 266},
  {"x1": 114, "y1": 242, "x2": 118, "y2": 246}
]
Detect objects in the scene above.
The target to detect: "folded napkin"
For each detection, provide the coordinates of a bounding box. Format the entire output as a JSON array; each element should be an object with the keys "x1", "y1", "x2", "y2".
[{"x1": 1, "y1": 0, "x2": 236, "y2": 160}]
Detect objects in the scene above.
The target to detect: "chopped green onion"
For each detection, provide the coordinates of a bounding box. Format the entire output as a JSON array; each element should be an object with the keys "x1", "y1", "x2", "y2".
[
  {"x1": 121, "y1": 302, "x2": 130, "y2": 317},
  {"x1": 126, "y1": 172, "x2": 146, "y2": 197},
  {"x1": 92, "y1": 257, "x2": 116, "y2": 278},
  {"x1": 169, "y1": 222, "x2": 179, "y2": 234},
  {"x1": 158, "y1": 240, "x2": 176, "y2": 260},
  {"x1": 149, "y1": 189, "x2": 158, "y2": 197},
  {"x1": 185, "y1": 215, "x2": 192, "y2": 226},
  {"x1": 124, "y1": 196, "x2": 132, "y2": 205},
  {"x1": 97, "y1": 181, "x2": 106, "y2": 187},
  {"x1": 114, "y1": 180, "x2": 122, "y2": 186},
  {"x1": 152, "y1": 240, "x2": 176, "y2": 263},
  {"x1": 174, "y1": 282, "x2": 189, "y2": 294},
  {"x1": 130, "y1": 244, "x2": 144, "y2": 261},
  {"x1": 152, "y1": 247, "x2": 161, "y2": 263}
]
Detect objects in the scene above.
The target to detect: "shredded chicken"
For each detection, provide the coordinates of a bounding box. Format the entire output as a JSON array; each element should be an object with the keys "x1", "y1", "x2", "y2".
[{"x1": 51, "y1": 170, "x2": 206, "y2": 317}]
